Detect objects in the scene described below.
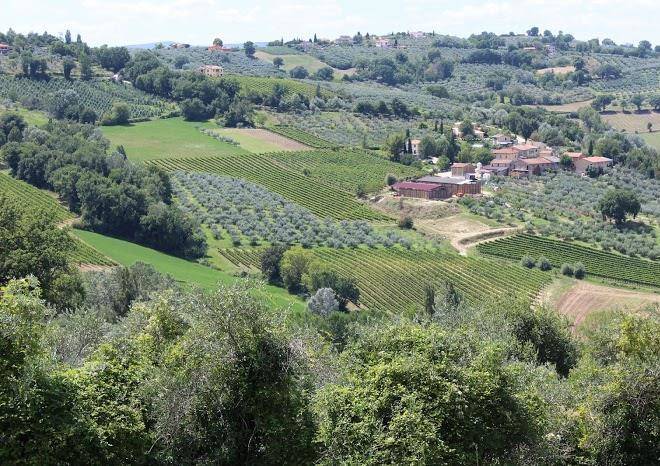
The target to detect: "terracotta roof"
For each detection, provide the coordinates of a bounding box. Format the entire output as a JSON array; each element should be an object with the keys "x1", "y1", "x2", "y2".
[
  {"x1": 583, "y1": 156, "x2": 612, "y2": 163},
  {"x1": 513, "y1": 144, "x2": 537, "y2": 151},
  {"x1": 518, "y1": 157, "x2": 552, "y2": 165},
  {"x1": 492, "y1": 148, "x2": 516, "y2": 154},
  {"x1": 393, "y1": 181, "x2": 442, "y2": 192},
  {"x1": 564, "y1": 152, "x2": 583, "y2": 159}
]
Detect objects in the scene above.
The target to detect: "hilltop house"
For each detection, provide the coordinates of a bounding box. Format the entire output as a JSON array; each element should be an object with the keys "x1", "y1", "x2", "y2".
[
  {"x1": 491, "y1": 147, "x2": 518, "y2": 160},
  {"x1": 0, "y1": 43, "x2": 11, "y2": 55},
  {"x1": 208, "y1": 45, "x2": 232, "y2": 52},
  {"x1": 511, "y1": 157, "x2": 555, "y2": 177},
  {"x1": 375, "y1": 37, "x2": 391, "y2": 48},
  {"x1": 334, "y1": 35, "x2": 353, "y2": 45},
  {"x1": 512, "y1": 144, "x2": 539, "y2": 158},
  {"x1": 410, "y1": 31, "x2": 425, "y2": 38},
  {"x1": 198, "y1": 64, "x2": 224, "y2": 77},
  {"x1": 574, "y1": 156, "x2": 613, "y2": 174}
]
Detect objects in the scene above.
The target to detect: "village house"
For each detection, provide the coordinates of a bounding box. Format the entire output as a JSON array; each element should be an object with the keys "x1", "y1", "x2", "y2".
[
  {"x1": 491, "y1": 133, "x2": 512, "y2": 147},
  {"x1": 512, "y1": 143, "x2": 539, "y2": 158},
  {"x1": 0, "y1": 43, "x2": 11, "y2": 55},
  {"x1": 574, "y1": 156, "x2": 613, "y2": 174},
  {"x1": 451, "y1": 162, "x2": 475, "y2": 178},
  {"x1": 334, "y1": 35, "x2": 353, "y2": 45},
  {"x1": 487, "y1": 158, "x2": 515, "y2": 175},
  {"x1": 511, "y1": 157, "x2": 555, "y2": 177},
  {"x1": 207, "y1": 45, "x2": 232, "y2": 52},
  {"x1": 375, "y1": 37, "x2": 391, "y2": 48},
  {"x1": 474, "y1": 128, "x2": 486, "y2": 140},
  {"x1": 410, "y1": 31, "x2": 425, "y2": 38},
  {"x1": 491, "y1": 147, "x2": 518, "y2": 160},
  {"x1": 410, "y1": 139, "x2": 421, "y2": 157},
  {"x1": 198, "y1": 64, "x2": 224, "y2": 78}
]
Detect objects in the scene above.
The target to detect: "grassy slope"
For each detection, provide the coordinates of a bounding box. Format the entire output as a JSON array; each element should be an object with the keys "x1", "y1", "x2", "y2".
[
  {"x1": 641, "y1": 131, "x2": 660, "y2": 151},
  {"x1": 72, "y1": 229, "x2": 305, "y2": 312},
  {"x1": 213, "y1": 128, "x2": 285, "y2": 153},
  {"x1": 0, "y1": 104, "x2": 50, "y2": 126},
  {"x1": 254, "y1": 51, "x2": 355, "y2": 80},
  {"x1": 102, "y1": 118, "x2": 249, "y2": 162}
]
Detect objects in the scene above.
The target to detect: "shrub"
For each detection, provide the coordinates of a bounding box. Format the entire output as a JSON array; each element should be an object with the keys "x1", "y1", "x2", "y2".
[
  {"x1": 385, "y1": 174, "x2": 397, "y2": 186},
  {"x1": 398, "y1": 216, "x2": 414, "y2": 229},
  {"x1": 307, "y1": 288, "x2": 339, "y2": 316},
  {"x1": 537, "y1": 256, "x2": 552, "y2": 271},
  {"x1": 521, "y1": 255, "x2": 535, "y2": 268},
  {"x1": 560, "y1": 263, "x2": 574, "y2": 276},
  {"x1": 574, "y1": 262, "x2": 586, "y2": 279}
]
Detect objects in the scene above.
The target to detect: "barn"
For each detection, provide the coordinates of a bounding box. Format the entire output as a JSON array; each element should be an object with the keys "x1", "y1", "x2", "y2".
[{"x1": 392, "y1": 181, "x2": 446, "y2": 200}]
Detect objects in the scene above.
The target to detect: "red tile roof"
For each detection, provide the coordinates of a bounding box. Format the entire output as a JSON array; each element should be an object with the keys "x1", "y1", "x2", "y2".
[
  {"x1": 583, "y1": 156, "x2": 612, "y2": 163},
  {"x1": 492, "y1": 148, "x2": 516, "y2": 154},
  {"x1": 393, "y1": 181, "x2": 442, "y2": 192},
  {"x1": 518, "y1": 157, "x2": 552, "y2": 165},
  {"x1": 513, "y1": 144, "x2": 537, "y2": 151}
]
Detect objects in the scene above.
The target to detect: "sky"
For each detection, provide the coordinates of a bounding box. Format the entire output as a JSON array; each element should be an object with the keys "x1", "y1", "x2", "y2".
[{"x1": 2, "y1": 0, "x2": 658, "y2": 47}]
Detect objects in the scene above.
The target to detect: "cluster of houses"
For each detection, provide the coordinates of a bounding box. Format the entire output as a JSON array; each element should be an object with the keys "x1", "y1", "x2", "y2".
[{"x1": 392, "y1": 124, "x2": 613, "y2": 201}]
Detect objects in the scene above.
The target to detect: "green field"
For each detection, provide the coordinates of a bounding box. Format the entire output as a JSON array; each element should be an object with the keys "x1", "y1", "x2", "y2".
[
  {"x1": 72, "y1": 229, "x2": 305, "y2": 312},
  {"x1": 148, "y1": 155, "x2": 389, "y2": 220},
  {"x1": 254, "y1": 51, "x2": 355, "y2": 80},
  {"x1": 102, "y1": 118, "x2": 249, "y2": 162},
  {"x1": 212, "y1": 128, "x2": 294, "y2": 153},
  {"x1": 641, "y1": 131, "x2": 660, "y2": 151},
  {"x1": 477, "y1": 234, "x2": 660, "y2": 288},
  {"x1": 228, "y1": 74, "x2": 334, "y2": 99},
  {"x1": 0, "y1": 104, "x2": 50, "y2": 126},
  {"x1": 0, "y1": 171, "x2": 74, "y2": 223}
]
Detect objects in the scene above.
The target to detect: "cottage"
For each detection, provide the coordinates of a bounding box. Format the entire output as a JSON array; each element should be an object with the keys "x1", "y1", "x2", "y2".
[
  {"x1": 451, "y1": 163, "x2": 475, "y2": 177},
  {"x1": 512, "y1": 157, "x2": 554, "y2": 176},
  {"x1": 0, "y1": 43, "x2": 11, "y2": 55},
  {"x1": 574, "y1": 156, "x2": 613, "y2": 174},
  {"x1": 491, "y1": 147, "x2": 518, "y2": 160},
  {"x1": 392, "y1": 181, "x2": 445, "y2": 200},
  {"x1": 198, "y1": 65, "x2": 224, "y2": 77},
  {"x1": 512, "y1": 144, "x2": 539, "y2": 158}
]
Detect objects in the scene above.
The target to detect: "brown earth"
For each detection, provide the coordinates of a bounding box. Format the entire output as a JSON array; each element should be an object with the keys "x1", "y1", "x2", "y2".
[
  {"x1": 228, "y1": 128, "x2": 311, "y2": 151},
  {"x1": 552, "y1": 281, "x2": 660, "y2": 327}
]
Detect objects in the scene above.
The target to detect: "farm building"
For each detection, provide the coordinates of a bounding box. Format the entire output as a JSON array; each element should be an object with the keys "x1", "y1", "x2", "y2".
[
  {"x1": 451, "y1": 163, "x2": 475, "y2": 177},
  {"x1": 198, "y1": 65, "x2": 224, "y2": 77},
  {"x1": 392, "y1": 181, "x2": 446, "y2": 199},
  {"x1": 418, "y1": 175, "x2": 482, "y2": 197}
]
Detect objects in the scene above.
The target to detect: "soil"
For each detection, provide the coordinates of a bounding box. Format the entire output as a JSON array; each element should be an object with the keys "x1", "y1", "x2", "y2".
[{"x1": 234, "y1": 128, "x2": 311, "y2": 150}]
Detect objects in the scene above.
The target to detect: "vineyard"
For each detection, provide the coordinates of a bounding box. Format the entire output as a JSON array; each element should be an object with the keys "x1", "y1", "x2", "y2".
[
  {"x1": 268, "y1": 149, "x2": 423, "y2": 192},
  {"x1": 147, "y1": 155, "x2": 389, "y2": 220},
  {"x1": 0, "y1": 172, "x2": 73, "y2": 223},
  {"x1": 311, "y1": 247, "x2": 552, "y2": 312},
  {"x1": 477, "y1": 234, "x2": 660, "y2": 288},
  {"x1": 0, "y1": 76, "x2": 175, "y2": 120},
  {"x1": 70, "y1": 238, "x2": 117, "y2": 266},
  {"x1": 218, "y1": 248, "x2": 263, "y2": 269},
  {"x1": 267, "y1": 125, "x2": 337, "y2": 148}
]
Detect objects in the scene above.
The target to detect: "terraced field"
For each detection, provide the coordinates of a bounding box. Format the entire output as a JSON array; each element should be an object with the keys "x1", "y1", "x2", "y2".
[
  {"x1": 477, "y1": 234, "x2": 660, "y2": 288},
  {"x1": 308, "y1": 247, "x2": 552, "y2": 312},
  {"x1": 0, "y1": 172, "x2": 73, "y2": 223},
  {"x1": 267, "y1": 149, "x2": 423, "y2": 192},
  {"x1": 147, "y1": 155, "x2": 389, "y2": 220}
]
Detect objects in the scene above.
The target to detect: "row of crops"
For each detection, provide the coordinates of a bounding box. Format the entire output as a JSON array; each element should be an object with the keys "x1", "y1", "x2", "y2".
[
  {"x1": 0, "y1": 76, "x2": 175, "y2": 119},
  {"x1": 69, "y1": 239, "x2": 117, "y2": 267},
  {"x1": 267, "y1": 149, "x2": 423, "y2": 192},
  {"x1": 268, "y1": 125, "x2": 337, "y2": 148},
  {"x1": 147, "y1": 155, "x2": 389, "y2": 221},
  {"x1": 218, "y1": 248, "x2": 263, "y2": 269},
  {"x1": 477, "y1": 234, "x2": 660, "y2": 288},
  {"x1": 0, "y1": 172, "x2": 74, "y2": 223},
  {"x1": 173, "y1": 171, "x2": 409, "y2": 248},
  {"x1": 228, "y1": 75, "x2": 334, "y2": 100},
  {"x1": 310, "y1": 247, "x2": 552, "y2": 312}
]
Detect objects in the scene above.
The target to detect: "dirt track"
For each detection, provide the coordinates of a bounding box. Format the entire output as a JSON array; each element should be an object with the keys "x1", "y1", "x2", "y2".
[
  {"x1": 416, "y1": 215, "x2": 517, "y2": 254},
  {"x1": 554, "y1": 281, "x2": 660, "y2": 326}
]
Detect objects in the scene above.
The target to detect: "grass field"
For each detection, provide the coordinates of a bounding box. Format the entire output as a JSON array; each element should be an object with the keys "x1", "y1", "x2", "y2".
[
  {"x1": 147, "y1": 155, "x2": 389, "y2": 220},
  {"x1": 102, "y1": 118, "x2": 249, "y2": 162},
  {"x1": 254, "y1": 51, "x2": 355, "y2": 80},
  {"x1": 601, "y1": 110, "x2": 660, "y2": 133},
  {"x1": 228, "y1": 74, "x2": 334, "y2": 99},
  {"x1": 212, "y1": 128, "x2": 308, "y2": 153},
  {"x1": 72, "y1": 229, "x2": 306, "y2": 312},
  {"x1": 535, "y1": 99, "x2": 593, "y2": 113},
  {"x1": 641, "y1": 131, "x2": 660, "y2": 151},
  {"x1": 0, "y1": 104, "x2": 50, "y2": 126}
]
